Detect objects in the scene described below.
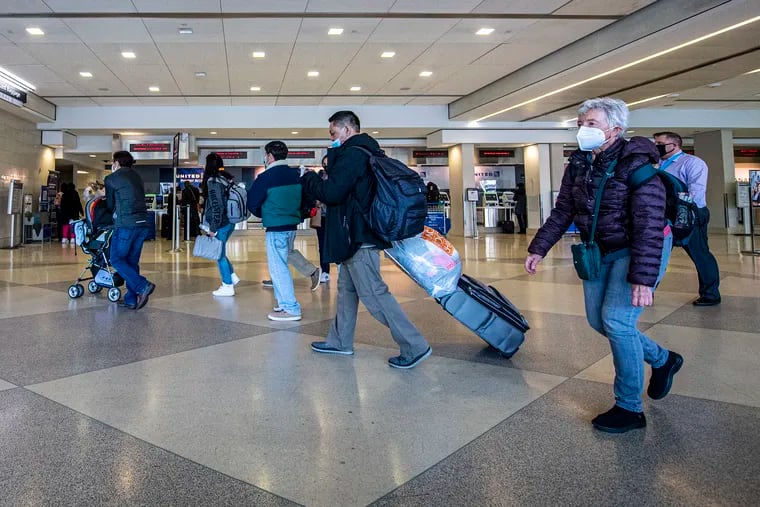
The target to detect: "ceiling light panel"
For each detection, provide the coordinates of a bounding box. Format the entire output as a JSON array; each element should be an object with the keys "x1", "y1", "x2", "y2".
[
  {"x1": 381, "y1": 51, "x2": 396, "y2": 58},
  {"x1": 178, "y1": 27, "x2": 193, "y2": 34},
  {"x1": 328, "y1": 28, "x2": 344, "y2": 35},
  {"x1": 26, "y1": 27, "x2": 45, "y2": 35},
  {"x1": 307, "y1": 71, "x2": 320, "y2": 77},
  {"x1": 252, "y1": 51, "x2": 266, "y2": 58},
  {"x1": 79, "y1": 71, "x2": 93, "y2": 77},
  {"x1": 121, "y1": 51, "x2": 136, "y2": 59},
  {"x1": 476, "y1": 28, "x2": 495, "y2": 35},
  {"x1": 419, "y1": 71, "x2": 433, "y2": 77},
  {"x1": 350, "y1": 86, "x2": 361, "y2": 91}
]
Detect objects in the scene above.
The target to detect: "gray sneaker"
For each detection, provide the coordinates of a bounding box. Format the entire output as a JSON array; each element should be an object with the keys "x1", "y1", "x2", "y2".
[
  {"x1": 311, "y1": 341, "x2": 354, "y2": 355},
  {"x1": 262, "y1": 279, "x2": 273, "y2": 288},
  {"x1": 310, "y1": 268, "x2": 322, "y2": 291},
  {"x1": 267, "y1": 309, "x2": 301, "y2": 321}
]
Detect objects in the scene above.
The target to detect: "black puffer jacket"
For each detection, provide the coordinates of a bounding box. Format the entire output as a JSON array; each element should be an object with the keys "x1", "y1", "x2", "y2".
[
  {"x1": 301, "y1": 133, "x2": 390, "y2": 263},
  {"x1": 528, "y1": 136, "x2": 666, "y2": 287},
  {"x1": 104, "y1": 167, "x2": 149, "y2": 228}
]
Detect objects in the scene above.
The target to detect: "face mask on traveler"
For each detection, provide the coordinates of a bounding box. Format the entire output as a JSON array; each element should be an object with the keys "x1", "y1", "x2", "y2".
[
  {"x1": 330, "y1": 138, "x2": 341, "y2": 148},
  {"x1": 656, "y1": 144, "x2": 672, "y2": 158},
  {"x1": 576, "y1": 126, "x2": 608, "y2": 151}
]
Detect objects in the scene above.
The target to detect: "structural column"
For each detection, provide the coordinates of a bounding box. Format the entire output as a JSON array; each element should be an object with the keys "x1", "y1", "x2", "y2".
[
  {"x1": 448, "y1": 143, "x2": 476, "y2": 237},
  {"x1": 523, "y1": 144, "x2": 552, "y2": 231},
  {"x1": 694, "y1": 130, "x2": 734, "y2": 232}
]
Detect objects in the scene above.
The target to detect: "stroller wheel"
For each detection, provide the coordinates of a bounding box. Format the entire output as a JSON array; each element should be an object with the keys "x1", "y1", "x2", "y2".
[
  {"x1": 87, "y1": 281, "x2": 102, "y2": 294},
  {"x1": 68, "y1": 284, "x2": 85, "y2": 298},
  {"x1": 107, "y1": 287, "x2": 121, "y2": 302}
]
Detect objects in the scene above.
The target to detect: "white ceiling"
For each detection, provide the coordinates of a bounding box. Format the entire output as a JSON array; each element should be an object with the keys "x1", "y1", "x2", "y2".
[{"x1": 0, "y1": 0, "x2": 758, "y2": 158}]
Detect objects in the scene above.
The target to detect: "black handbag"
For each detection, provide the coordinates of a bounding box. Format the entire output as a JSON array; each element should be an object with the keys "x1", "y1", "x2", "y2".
[{"x1": 571, "y1": 160, "x2": 617, "y2": 281}]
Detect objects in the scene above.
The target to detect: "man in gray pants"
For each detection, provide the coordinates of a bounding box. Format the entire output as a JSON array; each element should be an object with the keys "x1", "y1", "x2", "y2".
[{"x1": 300, "y1": 110, "x2": 431, "y2": 369}]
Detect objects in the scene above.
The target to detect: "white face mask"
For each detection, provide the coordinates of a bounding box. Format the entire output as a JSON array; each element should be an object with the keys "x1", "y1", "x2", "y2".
[{"x1": 576, "y1": 126, "x2": 608, "y2": 151}]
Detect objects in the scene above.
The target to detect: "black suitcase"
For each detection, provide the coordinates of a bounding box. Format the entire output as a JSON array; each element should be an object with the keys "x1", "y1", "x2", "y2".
[
  {"x1": 436, "y1": 274, "x2": 529, "y2": 358},
  {"x1": 501, "y1": 220, "x2": 515, "y2": 234}
]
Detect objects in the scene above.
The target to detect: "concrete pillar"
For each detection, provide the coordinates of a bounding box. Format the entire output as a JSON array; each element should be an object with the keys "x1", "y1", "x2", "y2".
[
  {"x1": 694, "y1": 129, "x2": 734, "y2": 232},
  {"x1": 523, "y1": 144, "x2": 551, "y2": 231},
  {"x1": 448, "y1": 143, "x2": 476, "y2": 237}
]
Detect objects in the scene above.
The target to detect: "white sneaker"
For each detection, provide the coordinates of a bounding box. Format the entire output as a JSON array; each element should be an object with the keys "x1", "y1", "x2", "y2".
[
  {"x1": 212, "y1": 283, "x2": 235, "y2": 297},
  {"x1": 70, "y1": 240, "x2": 76, "y2": 247},
  {"x1": 320, "y1": 272, "x2": 330, "y2": 283},
  {"x1": 231, "y1": 273, "x2": 241, "y2": 286},
  {"x1": 267, "y1": 309, "x2": 301, "y2": 321},
  {"x1": 61, "y1": 238, "x2": 69, "y2": 245}
]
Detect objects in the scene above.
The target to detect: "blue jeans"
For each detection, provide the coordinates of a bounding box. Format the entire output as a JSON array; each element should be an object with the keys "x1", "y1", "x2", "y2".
[
  {"x1": 110, "y1": 226, "x2": 150, "y2": 306},
  {"x1": 582, "y1": 233, "x2": 673, "y2": 413},
  {"x1": 266, "y1": 230, "x2": 301, "y2": 315},
  {"x1": 215, "y1": 223, "x2": 235, "y2": 285}
]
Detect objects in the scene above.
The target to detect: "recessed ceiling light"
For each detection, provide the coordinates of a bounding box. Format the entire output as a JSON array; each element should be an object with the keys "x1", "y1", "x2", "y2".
[
  {"x1": 88, "y1": 154, "x2": 97, "y2": 158},
  {"x1": 120, "y1": 132, "x2": 144, "y2": 136},
  {"x1": 307, "y1": 71, "x2": 319, "y2": 77},
  {"x1": 706, "y1": 82, "x2": 722, "y2": 87},
  {"x1": 195, "y1": 72, "x2": 206, "y2": 77},
  {"x1": 148, "y1": 86, "x2": 160, "y2": 92},
  {"x1": 627, "y1": 130, "x2": 636, "y2": 133},
  {"x1": 476, "y1": 28, "x2": 495, "y2": 35},
  {"x1": 250, "y1": 86, "x2": 261, "y2": 91},
  {"x1": 419, "y1": 71, "x2": 433, "y2": 77},
  {"x1": 26, "y1": 27, "x2": 44, "y2": 35},
  {"x1": 79, "y1": 71, "x2": 93, "y2": 78},
  {"x1": 121, "y1": 51, "x2": 136, "y2": 59},
  {"x1": 252, "y1": 51, "x2": 265, "y2": 58},
  {"x1": 371, "y1": 131, "x2": 379, "y2": 134},
  {"x1": 210, "y1": 131, "x2": 217, "y2": 135},
  {"x1": 178, "y1": 27, "x2": 193, "y2": 34},
  {"x1": 328, "y1": 28, "x2": 344, "y2": 35},
  {"x1": 76, "y1": 170, "x2": 89, "y2": 174},
  {"x1": 291, "y1": 131, "x2": 299, "y2": 135},
  {"x1": 381, "y1": 51, "x2": 396, "y2": 58},
  {"x1": 350, "y1": 86, "x2": 361, "y2": 91}
]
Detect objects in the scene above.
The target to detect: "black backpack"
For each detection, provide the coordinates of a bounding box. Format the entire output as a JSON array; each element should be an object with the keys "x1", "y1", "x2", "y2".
[
  {"x1": 628, "y1": 163, "x2": 697, "y2": 246},
  {"x1": 351, "y1": 146, "x2": 427, "y2": 242}
]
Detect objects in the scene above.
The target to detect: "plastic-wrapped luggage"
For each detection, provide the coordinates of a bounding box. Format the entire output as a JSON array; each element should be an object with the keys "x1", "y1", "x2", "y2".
[
  {"x1": 384, "y1": 226, "x2": 461, "y2": 299},
  {"x1": 436, "y1": 274, "x2": 529, "y2": 358}
]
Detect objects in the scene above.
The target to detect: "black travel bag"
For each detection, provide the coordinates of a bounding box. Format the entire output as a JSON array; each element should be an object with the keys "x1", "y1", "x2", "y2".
[{"x1": 436, "y1": 274, "x2": 529, "y2": 358}]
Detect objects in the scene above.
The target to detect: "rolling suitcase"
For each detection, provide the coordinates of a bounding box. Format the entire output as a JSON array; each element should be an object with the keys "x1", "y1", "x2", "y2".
[{"x1": 436, "y1": 274, "x2": 529, "y2": 358}]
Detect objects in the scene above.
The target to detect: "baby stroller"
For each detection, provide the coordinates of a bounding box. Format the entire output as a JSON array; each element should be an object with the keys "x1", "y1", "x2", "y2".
[{"x1": 67, "y1": 196, "x2": 124, "y2": 302}]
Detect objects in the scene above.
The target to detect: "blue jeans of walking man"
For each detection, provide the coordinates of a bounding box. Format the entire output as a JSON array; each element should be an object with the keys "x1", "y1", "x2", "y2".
[
  {"x1": 266, "y1": 230, "x2": 301, "y2": 316},
  {"x1": 582, "y1": 233, "x2": 673, "y2": 413},
  {"x1": 110, "y1": 226, "x2": 151, "y2": 306}
]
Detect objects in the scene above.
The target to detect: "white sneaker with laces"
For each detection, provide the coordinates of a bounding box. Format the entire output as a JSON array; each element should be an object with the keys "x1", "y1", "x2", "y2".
[
  {"x1": 212, "y1": 283, "x2": 235, "y2": 297},
  {"x1": 61, "y1": 238, "x2": 69, "y2": 245},
  {"x1": 231, "y1": 273, "x2": 241, "y2": 286}
]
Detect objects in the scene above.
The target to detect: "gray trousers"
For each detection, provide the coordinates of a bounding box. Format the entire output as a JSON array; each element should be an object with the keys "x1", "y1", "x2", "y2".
[
  {"x1": 288, "y1": 248, "x2": 318, "y2": 277},
  {"x1": 326, "y1": 247, "x2": 429, "y2": 359}
]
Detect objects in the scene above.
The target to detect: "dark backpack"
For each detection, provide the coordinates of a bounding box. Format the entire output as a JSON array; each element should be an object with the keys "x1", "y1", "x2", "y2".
[
  {"x1": 351, "y1": 146, "x2": 427, "y2": 242},
  {"x1": 628, "y1": 163, "x2": 697, "y2": 246}
]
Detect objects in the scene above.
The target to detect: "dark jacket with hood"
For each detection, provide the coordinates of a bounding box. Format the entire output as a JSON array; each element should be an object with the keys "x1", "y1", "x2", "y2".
[
  {"x1": 301, "y1": 132, "x2": 389, "y2": 263},
  {"x1": 528, "y1": 136, "x2": 666, "y2": 287}
]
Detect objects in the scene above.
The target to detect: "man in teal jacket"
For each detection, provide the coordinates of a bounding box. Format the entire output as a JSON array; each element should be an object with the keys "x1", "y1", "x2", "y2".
[{"x1": 247, "y1": 141, "x2": 303, "y2": 321}]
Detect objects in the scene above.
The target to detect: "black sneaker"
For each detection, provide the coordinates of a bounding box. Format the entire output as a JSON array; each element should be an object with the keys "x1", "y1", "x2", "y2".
[
  {"x1": 311, "y1": 341, "x2": 354, "y2": 355},
  {"x1": 388, "y1": 347, "x2": 432, "y2": 369},
  {"x1": 647, "y1": 351, "x2": 684, "y2": 400},
  {"x1": 592, "y1": 406, "x2": 646, "y2": 433},
  {"x1": 261, "y1": 279, "x2": 273, "y2": 288},
  {"x1": 310, "y1": 268, "x2": 322, "y2": 291}
]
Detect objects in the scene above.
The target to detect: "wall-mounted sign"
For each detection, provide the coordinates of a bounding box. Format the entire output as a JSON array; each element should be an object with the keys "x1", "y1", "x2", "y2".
[
  {"x1": 413, "y1": 150, "x2": 449, "y2": 158},
  {"x1": 216, "y1": 151, "x2": 249, "y2": 159},
  {"x1": 7, "y1": 180, "x2": 23, "y2": 214},
  {"x1": 287, "y1": 150, "x2": 316, "y2": 159},
  {"x1": 0, "y1": 80, "x2": 27, "y2": 107},
  {"x1": 750, "y1": 170, "x2": 760, "y2": 208},
  {"x1": 735, "y1": 148, "x2": 760, "y2": 161},
  {"x1": 131, "y1": 142, "x2": 171, "y2": 153},
  {"x1": 478, "y1": 149, "x2": 515, "y2": 158}
]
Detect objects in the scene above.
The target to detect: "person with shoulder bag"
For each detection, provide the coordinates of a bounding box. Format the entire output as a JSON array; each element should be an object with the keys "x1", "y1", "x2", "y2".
[
  {"x1": 524, "y1": 97, "x2": 683, "y2": 434},
  {"x1": 201, "y1": 152, "x2": 240, "y2": 297}
]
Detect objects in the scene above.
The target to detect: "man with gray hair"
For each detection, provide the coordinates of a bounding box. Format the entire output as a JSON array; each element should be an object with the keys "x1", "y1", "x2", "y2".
[{"x1": 526, "y1": 97, "x2": 683, "y2": 433}]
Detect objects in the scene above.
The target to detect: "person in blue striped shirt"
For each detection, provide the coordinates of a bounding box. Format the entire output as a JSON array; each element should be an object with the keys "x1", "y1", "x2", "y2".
[{"x1": 654, "y1": 131, "x2": 721, "y2": 306}]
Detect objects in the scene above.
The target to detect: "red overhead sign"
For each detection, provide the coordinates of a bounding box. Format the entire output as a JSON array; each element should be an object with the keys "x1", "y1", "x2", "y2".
[
  {"x1": 413, "y1": 150, "x2": 449, "y2": 158},
  {"x1": 287, "y1": 150, "x2": 316, "y2": 159},
  {"x1": 216, "y1": 151, "x2": 248, "y2": 159},
  {"x1": 130, "y1": 142, "x2": 171, "y2": 152},
  {"x1": 479, "y1": 149, "x2": 515, "y2": 158}
]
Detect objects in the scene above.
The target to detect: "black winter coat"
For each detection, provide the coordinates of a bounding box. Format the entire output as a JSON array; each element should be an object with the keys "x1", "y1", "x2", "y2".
[
  {"x1": 528, "y1": 137, "x2": 666, "y2": 287},
  {"x1": 104, "y1": 167, "x2": 149, "y2": 228},
  {"x1": 301, "y1": 133, "x2": 390, "y2": 263}
]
